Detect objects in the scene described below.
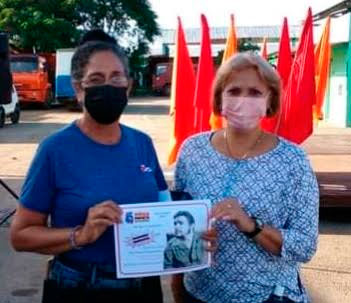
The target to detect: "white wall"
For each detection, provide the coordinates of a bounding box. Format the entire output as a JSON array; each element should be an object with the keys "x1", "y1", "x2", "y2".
[
  {"x1": 327, "y1": 76, "x2": 348, "y2": 127},
  {"x1": 314, "y1": 13, "x2": 350, "y2": 44}
]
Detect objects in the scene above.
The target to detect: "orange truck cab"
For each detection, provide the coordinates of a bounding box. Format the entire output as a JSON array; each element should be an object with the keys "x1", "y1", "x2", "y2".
[{"x1": 10, "y1": 54, "x2": 52, "y2": 107}]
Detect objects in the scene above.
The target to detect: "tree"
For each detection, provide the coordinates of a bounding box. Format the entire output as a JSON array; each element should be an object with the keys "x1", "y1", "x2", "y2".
[
  {"x1": 0, "y1": 0, "x2": 160, "y2": 54},
  {"x1": 78, "y1": 0, "x2": 160, "y2": 89},
  {"x1": 215, "y1": 38, "x2": 260, "y2": 65},
  {"x1": 78, "y1": 0, "x2": 159, "y2": 45},
  {"x1": 0, "y1": 0, "x2": 82, "y2": 51},
  {"x1": 238, "y1": 38, "x2": 260, "y2": 52}
]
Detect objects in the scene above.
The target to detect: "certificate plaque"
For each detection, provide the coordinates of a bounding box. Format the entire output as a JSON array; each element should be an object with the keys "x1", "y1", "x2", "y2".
[{"x1": 114, "y1": 200, "x2": 211, "y2": 278}]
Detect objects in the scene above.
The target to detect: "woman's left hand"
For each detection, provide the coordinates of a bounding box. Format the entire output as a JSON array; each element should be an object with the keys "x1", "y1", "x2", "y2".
[{"x1": 211, "y1": 198, "x2": 255, "y2": 233}]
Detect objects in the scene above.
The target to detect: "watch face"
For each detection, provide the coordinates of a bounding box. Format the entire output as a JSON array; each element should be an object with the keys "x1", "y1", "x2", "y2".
[
  {"x1": 256, "y1": 218, "x2": 264, "y2": 229},
  {"x1": 243, "y1": 216, "x2": 264, "y2": 239}
]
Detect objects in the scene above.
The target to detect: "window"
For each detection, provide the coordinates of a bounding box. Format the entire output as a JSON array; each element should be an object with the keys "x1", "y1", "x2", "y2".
[
  {"x1": 156, "y1": 65, "x2": 167, "y2": 76},
  {"x1": 10, "y1": 57, "x2": 39, "y2": 73}
]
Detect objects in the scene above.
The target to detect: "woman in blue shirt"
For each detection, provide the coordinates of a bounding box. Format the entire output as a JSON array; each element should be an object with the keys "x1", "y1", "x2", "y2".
[
  {"x1": 10, "y1": 41, "x2": 169, "y2": 302},
  {"x1": 172, "y1": 52, "x2": 319, "y2": 303}
]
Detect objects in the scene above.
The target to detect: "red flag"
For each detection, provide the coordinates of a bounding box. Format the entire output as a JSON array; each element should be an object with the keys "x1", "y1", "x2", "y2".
[
  {"x1": 210, "y1": 14, "x2": 237, "y2": 130},
  {"x1": 277, "y1": 8, "x2": 316, "y2": 144},
  {"x1": 314, "y1": 17, "x2": 331, "y2": 120},
  {"x1": 261, "y1": 37, "x2": 268, "y2": 59},
  {"x1": 167, "y1": 17, "x2": 196, "y2": 165},
  {"x1": 193, "y1": 14, "x2": 215, "y2": 133},
  {"x1": 277, "y1": 18, "x2": 293, "y2": 89},
  {"x1": 261, "y1": 17, "x2": 292, "y2": 133}
]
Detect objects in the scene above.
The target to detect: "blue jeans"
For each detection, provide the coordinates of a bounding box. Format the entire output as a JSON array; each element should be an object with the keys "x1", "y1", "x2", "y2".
[
  {"x1": 42, "y1": 257, "x2": 163, "y2": 303},
  {"x1": 49, "y1": 257, "x2": 141, "y2": 290}
]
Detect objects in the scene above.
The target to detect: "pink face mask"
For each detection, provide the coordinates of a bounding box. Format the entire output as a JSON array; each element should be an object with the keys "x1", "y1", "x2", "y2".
[{"x1": 221, "y1": 95, "x2": 268, "y2": 130}]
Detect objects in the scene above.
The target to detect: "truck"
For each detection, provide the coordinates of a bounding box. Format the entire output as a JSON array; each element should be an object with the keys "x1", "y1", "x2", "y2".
[
  {"x1": 151, "y1": 62, "x2": 199, "y2": 96},
  {"x1": 55, "y1": 49, "x2": 75, "y2": 102},
  {"x1": 10, "y1": 54, "x2": 53, "y2": 108},
  {"x1": 152, "y1": 63, "x2": 172, "y2": 96}
]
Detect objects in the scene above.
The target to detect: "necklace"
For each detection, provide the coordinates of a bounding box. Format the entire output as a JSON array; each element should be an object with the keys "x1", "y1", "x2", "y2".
[{"x1": 224, "y1": 129, "x2": 264, "y2": 160}]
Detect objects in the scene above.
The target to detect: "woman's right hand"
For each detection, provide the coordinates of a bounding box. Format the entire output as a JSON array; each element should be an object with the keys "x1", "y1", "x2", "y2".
[
  {"x1": 202, "y1": 227, "x2": 217, "y2": 252},
  {"x1": 75, "y1": 200, "x2": 122, "y2": 246}
]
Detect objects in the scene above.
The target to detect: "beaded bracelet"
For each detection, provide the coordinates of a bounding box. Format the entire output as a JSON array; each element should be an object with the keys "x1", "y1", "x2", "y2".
[{"x1": 69, "y1": 225, "x2": 83, "y2": 250}]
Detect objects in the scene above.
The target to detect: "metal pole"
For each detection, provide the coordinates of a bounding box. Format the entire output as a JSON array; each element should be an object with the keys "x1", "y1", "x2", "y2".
[
  {"x1": 0, "y1": 178, "x2": 19, "y2": 200},
  {"x1": 0, "y1": 209, "x2": 16, "y2": 226},
  {"x1": 0, "y1": 178, "x2": 18, "y2": 226}
]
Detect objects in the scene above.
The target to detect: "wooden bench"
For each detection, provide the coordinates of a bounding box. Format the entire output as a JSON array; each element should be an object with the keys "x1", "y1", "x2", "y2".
[{"x1": 316, "y1": 172, "x2": 351, "y2": 207}]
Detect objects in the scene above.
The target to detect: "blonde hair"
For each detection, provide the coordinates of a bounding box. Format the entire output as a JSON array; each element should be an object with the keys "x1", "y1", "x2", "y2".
[{"x1": 212, "y1": 52, "x2": 281, "y2": 117}]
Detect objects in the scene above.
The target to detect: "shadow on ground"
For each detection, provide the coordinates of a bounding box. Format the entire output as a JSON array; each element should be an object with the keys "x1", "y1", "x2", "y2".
[
  {"x1": 319, "y1": 208, "x2": 351, "y2": 236},
  {"x1": 0, "y1": 122, "x2": 68, "y2": 144},
  {"x1": 124, "y1": 103, "x2": 169, "y2": 115}
]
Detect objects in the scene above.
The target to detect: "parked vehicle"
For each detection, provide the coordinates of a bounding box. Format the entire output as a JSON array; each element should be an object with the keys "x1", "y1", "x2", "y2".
[
  {"x1": 55, "y1": 48, "x2": 75, "y2": 102},
  {"x1": 152, "y1": 63, "x2": 172, "y2": 96},
  {"x1": 10, "y1": 54, "x2": 53, "y2": 108},
  {"x1": 0, "y1": 32, "x2": 12, "y2": 106},
  {"x1": 151, "y1": 62, "x2": 200, "y2": 96},
  {"x1": 0, "y1": 85, "x2": 20, "y2": 128}
]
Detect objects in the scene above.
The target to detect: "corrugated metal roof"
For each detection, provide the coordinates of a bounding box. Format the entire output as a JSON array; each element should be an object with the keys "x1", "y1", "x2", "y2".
[
  {"x1": 161, "y1": 25, "x2": 301, "y2": 45},
  {"x1": 166, "y1": 42, "x2": 285, "y2": 58}
]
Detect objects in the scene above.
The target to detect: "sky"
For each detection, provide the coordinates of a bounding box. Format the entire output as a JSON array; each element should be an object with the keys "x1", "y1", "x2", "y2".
[{"x1": 148, "y1": 0, "x2": 342, "y2": 29}]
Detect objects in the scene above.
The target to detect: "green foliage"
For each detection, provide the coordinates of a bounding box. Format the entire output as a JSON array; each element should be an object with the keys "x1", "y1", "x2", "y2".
[
  {"x1": 215, "y1": 50, "x2": 224, "y2": 66},
  {"x1": 0, "y1": 0, "x2": 82, "y2": 51},
  {"x1": 78, "y1": 0, "x2": 159, "y2": 43},
  {"x1": 78, "y1": 0, "x2": 160, "y2": 86},
  {"x1": 215, "y1": 38, "x2": 260, "y2": 65},
  {"x1": 127, "y1": 40, "x2": 152, "y2": 93},
  {"x1": 0, "y1": 0, "x2": 160, "y2": 54},
  {"x1": 238, "y1": 38, "x2": 260, "y2": 52}
]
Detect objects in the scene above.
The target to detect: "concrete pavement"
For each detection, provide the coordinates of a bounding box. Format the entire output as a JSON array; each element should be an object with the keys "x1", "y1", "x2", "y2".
[{"x1": 0, "y1": 97, "x2": 351, "y2": 302}]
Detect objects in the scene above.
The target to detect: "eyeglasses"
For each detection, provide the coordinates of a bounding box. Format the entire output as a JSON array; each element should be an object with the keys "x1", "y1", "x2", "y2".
[{"x1": 81, "y1": 75, "x2": 128, "y2": 88}]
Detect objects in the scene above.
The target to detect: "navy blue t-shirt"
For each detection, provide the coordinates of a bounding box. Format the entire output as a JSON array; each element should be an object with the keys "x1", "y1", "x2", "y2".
[{"x1": 20, "y1": 122, "x2": 168, "y2": 264}]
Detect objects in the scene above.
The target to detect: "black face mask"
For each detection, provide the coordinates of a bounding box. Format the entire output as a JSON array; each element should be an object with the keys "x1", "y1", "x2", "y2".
[{"x1": 84, "y1": 85, "x2": 128, "y2": 125}]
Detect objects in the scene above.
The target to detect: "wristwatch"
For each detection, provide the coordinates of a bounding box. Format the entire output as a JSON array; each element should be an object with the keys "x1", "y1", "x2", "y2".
[{"x1": 243, "y1": 216, "x2": 264, "y2": 239}]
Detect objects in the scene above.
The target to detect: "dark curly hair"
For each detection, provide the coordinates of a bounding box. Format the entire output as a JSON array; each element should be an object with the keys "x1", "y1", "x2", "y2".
[
  {"x1": 71, "y1": 41, "x2": 129, "y2": 83},
  {"x1": 79, "y1": 29, "x2": 117, "y2": 46},
  {"x1": 174, "y1": 211, "x2": 195, "y2": 225}
]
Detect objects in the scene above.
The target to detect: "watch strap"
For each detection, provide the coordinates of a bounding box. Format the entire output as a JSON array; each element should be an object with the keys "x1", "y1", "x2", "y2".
[{"x1": 243, "y1": 216, "x2": 263, "y2": 239}]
